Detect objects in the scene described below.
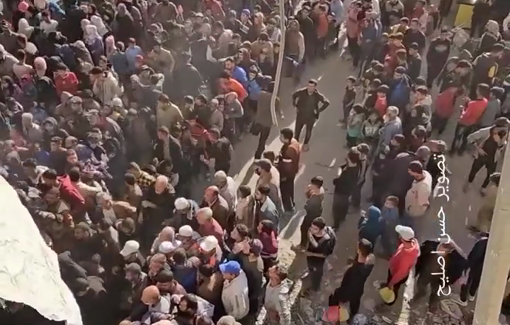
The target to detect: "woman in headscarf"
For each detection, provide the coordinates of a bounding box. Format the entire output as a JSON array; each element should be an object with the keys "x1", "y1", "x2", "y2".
[
  {"x1": 475, "y1": 20, "x2": 502, "y2": 57},
  {"x1": 91, "y1": 15, "x2": 110, "y2": 39},
  {"x1": 105, "y1": 35, "x2": 117, "y2": 58},
  {"x1": 80, "y1": 18, "x2": 90, "y2": 37},
  {"x1": 84, "y1": 25, "x2": 104, "y2": 65},
  {"x1": 113, "y1": 3, "x2": 136, "y2": 45},
  {"x1": 71, "y1": 40, "x2": 94, "y2": 66},
  {"x1": 251, "y1": 12, "x2": 266, "y2": 42},
  {"x1": 18, "y1": 18, "x2": 34, "y2": 39}
]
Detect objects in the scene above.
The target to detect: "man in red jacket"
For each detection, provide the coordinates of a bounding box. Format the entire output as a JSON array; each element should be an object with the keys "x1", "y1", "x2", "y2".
[
  {"x1": 450, "y1": 83, "x2": 489, "y2": 155},
  {"x1": 382, "y1": 225, "x2": 420, "y2": 305},
  {"x1": 42, "y1": 169, "x2": 86, "y2": 222}
]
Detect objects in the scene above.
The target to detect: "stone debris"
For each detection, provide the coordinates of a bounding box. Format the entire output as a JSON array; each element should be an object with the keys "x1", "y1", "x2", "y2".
[{"x1": 381, "y1": 316, "x2": 392, "y2": 323}]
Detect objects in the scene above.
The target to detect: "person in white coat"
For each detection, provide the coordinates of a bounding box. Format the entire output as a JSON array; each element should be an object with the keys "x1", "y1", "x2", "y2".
[{"x1": 219, "y1": 260, "x2": 249, "y2": 320}]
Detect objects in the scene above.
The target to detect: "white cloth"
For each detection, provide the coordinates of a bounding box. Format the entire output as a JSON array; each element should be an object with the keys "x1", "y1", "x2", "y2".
[
  {"x1": 91, "y1": 15, "x2": 109, "y2": 37},
  {"x1": 18, "y1": 19, "x2": 34, "y2": 38},
  {"x1": 0, "y1": 177, "x2": 83, "y2": 325},
  {"x1": 40, "y1": 19, "x2": 59, "y2": 35}
]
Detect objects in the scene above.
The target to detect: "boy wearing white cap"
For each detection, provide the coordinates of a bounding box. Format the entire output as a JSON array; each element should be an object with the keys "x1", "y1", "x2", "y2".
[{"x1": 382, "y1": 225, "x2": 420, "y2": 305}]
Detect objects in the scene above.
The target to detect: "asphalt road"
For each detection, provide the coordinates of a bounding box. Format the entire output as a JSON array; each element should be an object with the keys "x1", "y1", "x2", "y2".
[{"x1": 189, "y1": 40, "x2": 491, "y2": 324}]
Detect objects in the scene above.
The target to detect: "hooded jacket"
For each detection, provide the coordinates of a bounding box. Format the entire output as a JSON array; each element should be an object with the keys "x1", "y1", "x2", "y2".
[
  {"x1": 358, "y1": 206, "x2": 383, "y2": 246},
  {"x1": 221, "y1": 270, "x2": 249, "y2": 320}
]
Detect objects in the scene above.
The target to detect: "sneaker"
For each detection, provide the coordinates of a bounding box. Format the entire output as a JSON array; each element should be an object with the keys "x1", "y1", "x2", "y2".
[
  {"x1": 469, "y1": 294, "x2": 476, "y2": 302},
  {"x1": 480, "y1": 187, "x2": 487, "y2": 197},
  {"x1": 302, "y1": 144, "x2": 310, "y2": 152}
]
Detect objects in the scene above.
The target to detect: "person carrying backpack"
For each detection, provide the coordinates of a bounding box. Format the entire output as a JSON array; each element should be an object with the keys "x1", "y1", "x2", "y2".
[{"x1": 302, "y1": 217, "x2": 336, "y2": 297}]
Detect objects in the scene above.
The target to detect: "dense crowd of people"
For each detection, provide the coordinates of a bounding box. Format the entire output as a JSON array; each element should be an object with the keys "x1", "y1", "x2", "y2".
[{"x1": 1, "y1": 0, "x2": 510, "y2": 324}]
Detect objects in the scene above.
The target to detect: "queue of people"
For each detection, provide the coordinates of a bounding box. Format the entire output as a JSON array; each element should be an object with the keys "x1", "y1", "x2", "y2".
[{"x1": 318, "y1": 0, "x2": 510, "y2": 323}]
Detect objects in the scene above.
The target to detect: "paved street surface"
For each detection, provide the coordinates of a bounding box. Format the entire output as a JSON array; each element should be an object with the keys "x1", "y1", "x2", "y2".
[{"x1": 189, "y1": 40, "x2": 493, "y2": 324}]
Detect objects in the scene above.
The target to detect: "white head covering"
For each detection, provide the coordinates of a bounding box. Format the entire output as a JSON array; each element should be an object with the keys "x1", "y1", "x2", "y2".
[
  {"x1": 34, "y1": 0, "x2": 47, "y2": 10},
  {"x1": 80, "y1": 19, "x2": 91, "y2": 32},
  {"x1": 85, "y1": 25, "x2": 100, "y2": 45},
  {"x1": 91, "y1": 15, "x2": 108, "y2": 37},
  {"x1": 18, "y1": 19, "x2": 34, "y2": 38}
]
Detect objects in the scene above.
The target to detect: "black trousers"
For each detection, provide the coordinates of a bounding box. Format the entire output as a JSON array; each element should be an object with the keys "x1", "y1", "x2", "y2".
[
  {"x1": 347, "y1": 36, "x2": 361, "y2": 67},
  {"x1": 351, "y1": 181, "x2": 364, "y2": 208},
  {"x1": 295, "y1": 118, "x2": 315, "y2": 145},
  {"x1": 315, "y1": 37, "x2": 327, "y2": 59},
  {"x1": 431, "y1": 113, "x2": 449, "y2": 135},
  {"x1": 307, "y1": 258, "x2": 325, "y2": 291},
  {"x1": 384, "y1": 270, "x2": 409, "y2": 306},
  {"x1": 415, "y1": 274, "x2": 441, "y2": 306},
  {"x1": 280, "y1": 175, "x2": 296, "y2": 211},
  {"x1": 427, "y1": 65, "x2": 443, "y2": 89},
  {"x1": 254, "y1": 125, "x2": 271, "y2": 159},
  {"x1": 460, "y1": 269, "x2": 482, "y2": 302},
  {"x1": 468, "y1": 156, "x2": 497, "y2": 188},
  {"x1": 332, "y1": 193, "x2": 350, "y2": 229},
  {"x1": 450, "y1": 124, "x2": 473, "y2": 154},
  {"x1": 299, "y1": 215, "x2": 315, "y2": 247}
]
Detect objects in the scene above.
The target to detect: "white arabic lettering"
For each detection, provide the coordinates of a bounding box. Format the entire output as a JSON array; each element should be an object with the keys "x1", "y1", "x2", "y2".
[{"x1": 433, "y1": 154, "x2": 452, "y2": 297}]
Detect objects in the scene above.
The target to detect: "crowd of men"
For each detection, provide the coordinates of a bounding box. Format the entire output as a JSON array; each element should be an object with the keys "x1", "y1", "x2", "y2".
[{"x1": 1, "y1": 0, "x2": 510, "y2": 324}]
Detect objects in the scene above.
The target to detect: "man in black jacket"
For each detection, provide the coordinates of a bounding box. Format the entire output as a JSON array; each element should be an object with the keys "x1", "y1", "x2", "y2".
[
  {"x1": 328, "y1": 239, "x2": 374, "y2": 320},
  {"x1": 456, "y1": 233, "x2": 489, "y2": 306},
  {"x1": 291, "y1": 79, "x2": 330, "y2": 151},
  {"x1": 414, "y1": 239, "x2": 467, "y2": 311}
]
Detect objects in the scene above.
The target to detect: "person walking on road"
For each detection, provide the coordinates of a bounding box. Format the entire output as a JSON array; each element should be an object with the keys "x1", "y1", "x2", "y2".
[
  {"x1": 302, "y1": 217, "x2": 336, "y2": 297},
  {"x1": 277, "y1": 128, "x2": 301, "y2": 214},
  {"x1": 291, "y1": 79, "x2": 330, "y2": 151},
  {"x1": 381, "y1": 225, "x2": 419, "y2": 306}
]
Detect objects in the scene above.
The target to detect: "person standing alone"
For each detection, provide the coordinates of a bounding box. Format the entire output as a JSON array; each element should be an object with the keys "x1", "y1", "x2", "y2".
[
  {"x1": 277, "y1": 128, "x2": 301, "y2": 214},
  {"x1": 291, "y1": 79, "x2": 330, "y2": 151}
]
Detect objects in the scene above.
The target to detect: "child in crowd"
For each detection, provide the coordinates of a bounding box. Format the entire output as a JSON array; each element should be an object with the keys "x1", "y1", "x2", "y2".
[
  {"x1": 361, "y1": 110, "x2": 383, "y2": 157},
  {"x1": 374, "y1": 85, "x2": 389, "y2": 117},
  {"x1": 380, "y1": 196, "x2": 400, "y2": 257},
  {"x1": 363, "y1": 79, "x2": 382, "y2": 110},
  {"x1": 341, "y1": 76, "x2": 357, "y2": 124},
  {"x1": 346, "y1": 104, "x2": 366, "y2": 147},
  {"x1": 358, "y1": 205, "x2": 383, "y2": 248},
  {"x1": 371, "y1": 144, "x2": 390, "y2": 204}
]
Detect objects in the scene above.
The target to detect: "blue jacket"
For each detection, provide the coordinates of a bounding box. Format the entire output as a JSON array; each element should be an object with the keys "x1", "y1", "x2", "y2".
[
  {"x1": 231, "y1": 66, "x2": 248, "y2": 89},
  {"x1": 358, "y1": 206, "x2": 383, "y2": 246},
  {"x1": 247, "y1": 78, "x2": 262, "y2": 100},
  {"x1": 125, "y1": 46, "x2": 143, "y2": 72},
  {"x1": 110, "y1": 51, "x2": 130, "y2": 76},
  {"x1": 389, "y1": 76, "x2": 411, "y2": 108},
  {"x1": 361, "y1": 23, "x2": 378, "y2": 46}
]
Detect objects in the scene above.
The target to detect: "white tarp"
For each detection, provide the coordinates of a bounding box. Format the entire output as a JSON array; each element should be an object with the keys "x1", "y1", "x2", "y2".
[{"x1": 0, "y1": 176, "x2": 82, "y2": 325}]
